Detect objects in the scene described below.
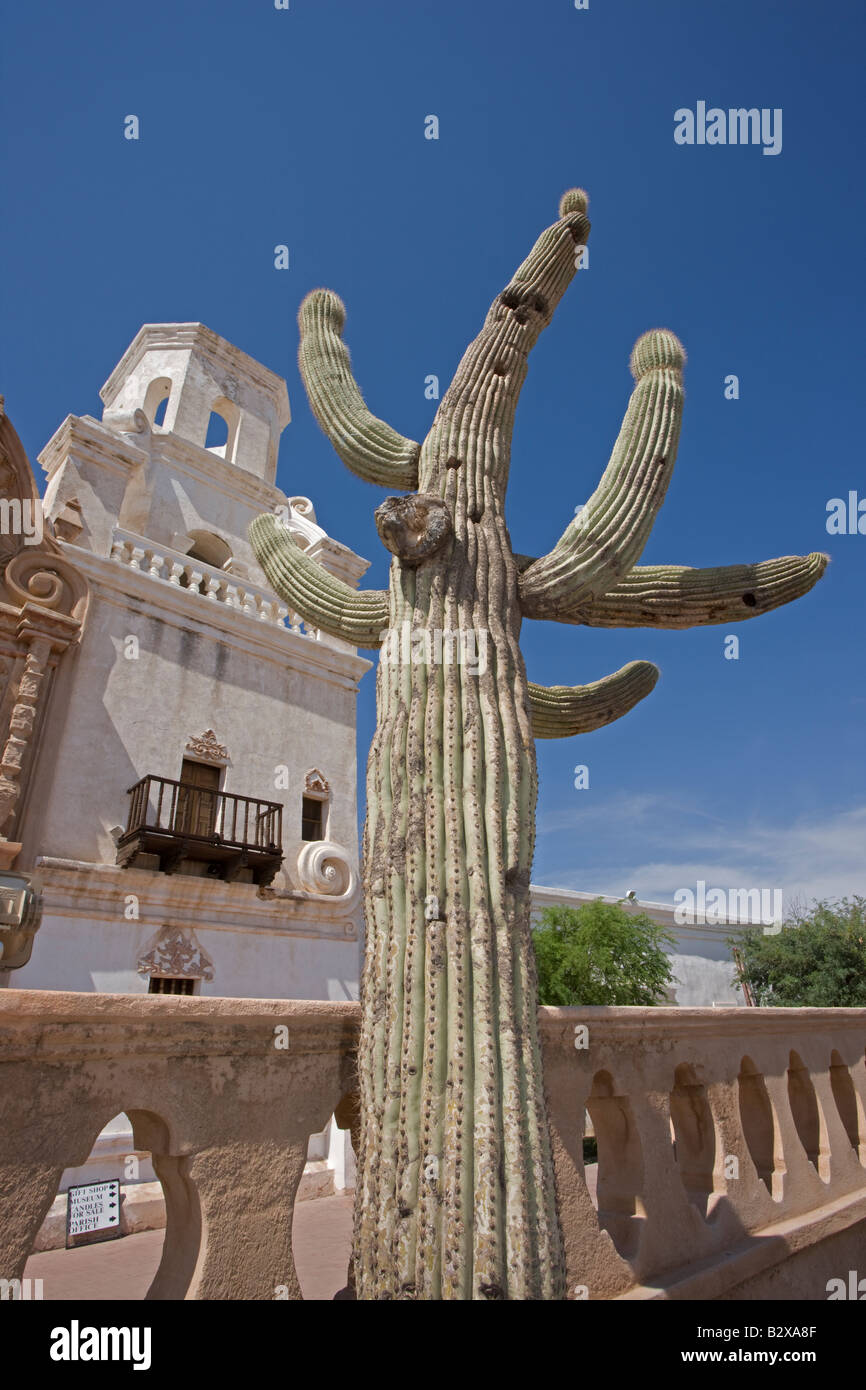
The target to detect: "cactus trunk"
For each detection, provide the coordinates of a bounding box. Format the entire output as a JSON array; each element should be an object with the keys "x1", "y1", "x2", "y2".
[{"x1": 357, "y1": 485, "x2": 562, "y2": 1301}]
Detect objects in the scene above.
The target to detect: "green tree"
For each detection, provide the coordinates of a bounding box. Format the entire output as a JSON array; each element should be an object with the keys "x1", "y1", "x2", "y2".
[
  {"x1": 532, "y1": 899, "x2": 676, "y2": 1006},
  {"x1": 730, "y1": 897, "x2": 866, "y2": 1007}
]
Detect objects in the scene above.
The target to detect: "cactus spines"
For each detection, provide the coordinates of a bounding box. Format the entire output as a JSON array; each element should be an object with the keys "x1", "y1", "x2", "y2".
[
  {"x1": 297, "y1": 289, "x2": 421, "y2": 488},
  {"x1": 251, "y1": 189, "x2": 827, "y2": 1299},
  {"x1": 250, "y1": 513, "x2": 388, "y2": 648},
  {"x1": 546, "y1": 552, "x2": 830, "y2": 629},
  {"x1": 528, "y1": 661, "x2": 660, "y2": 739},
  {"x1": 519, "y1": 328, "x2": 686, "y2": 619},
  {"x1": 558, "y1": 187, "x2": 589, "y2": 218}
]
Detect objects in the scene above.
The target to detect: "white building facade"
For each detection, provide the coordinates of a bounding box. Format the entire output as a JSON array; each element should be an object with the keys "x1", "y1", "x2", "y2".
[
  {"x1": 2, "y1": 324, "x2": 375, "y2": 1229},
  {"x1": 14, "y1": 323, "x2": 371, "y2": 1003}
]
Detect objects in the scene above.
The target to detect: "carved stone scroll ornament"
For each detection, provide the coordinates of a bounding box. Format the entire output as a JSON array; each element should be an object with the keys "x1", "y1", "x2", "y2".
[{"x1": 296, "y1": 840, "x2": 360, "y2": 909}]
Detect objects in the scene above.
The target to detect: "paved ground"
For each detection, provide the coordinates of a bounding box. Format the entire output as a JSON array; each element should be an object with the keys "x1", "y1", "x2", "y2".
[{"x1": 23, "y1": 1194, "x2": 354, "y2": 1301}]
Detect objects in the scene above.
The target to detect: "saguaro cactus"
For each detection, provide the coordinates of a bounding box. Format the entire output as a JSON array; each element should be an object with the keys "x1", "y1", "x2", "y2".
[{"x1": 250, "y1": 189, "x2": 826, "y2": 1300}]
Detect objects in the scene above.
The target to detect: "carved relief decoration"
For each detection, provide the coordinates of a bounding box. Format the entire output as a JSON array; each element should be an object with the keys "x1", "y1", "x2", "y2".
[
  {"x1": 185, "y1": 730, "x2": 229, "y2": 764},
  {"x1": 0, "y1": 407, "x2": 90, "y2": 850},
  {"x1": 304, "y1": 768, "x2": 329, "y2": 798},
  {"x1": 137, "y1": 926, "x2": 215, "y2": 981},
  {"x1": 0, "y1": 638, "x2": 52, "y2": 837}
]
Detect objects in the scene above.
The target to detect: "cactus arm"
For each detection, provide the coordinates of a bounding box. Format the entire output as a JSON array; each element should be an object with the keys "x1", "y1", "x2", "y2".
[
  {"x1": 486, "y1": 187, "x2": 591, "y2": 339},
  {"x1": 298, "y1": 290, "x2": 421, "y2": 489},
  {"x1": 527, "y1": 660, "x2": 659, "y2": 739},
  {"x1": 249, "y1": 513, "x2": 389, "y2": 648},
  {"x1": 518, "y1": 330, "x2": 686, "y2": 620},
  {"x1": 526, "y1": 552, "x2": 828, "y2": 629}
]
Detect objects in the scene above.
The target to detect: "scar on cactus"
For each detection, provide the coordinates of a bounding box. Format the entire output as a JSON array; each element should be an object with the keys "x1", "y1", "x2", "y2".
[{"x1": 250, "y1": 188, "x2": 827, "y2": 1299}]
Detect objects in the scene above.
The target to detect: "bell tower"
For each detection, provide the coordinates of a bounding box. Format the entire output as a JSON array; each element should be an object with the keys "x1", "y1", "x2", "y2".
[{"x1": 99, "y1": 322, "x2": 291, "y2": 485}]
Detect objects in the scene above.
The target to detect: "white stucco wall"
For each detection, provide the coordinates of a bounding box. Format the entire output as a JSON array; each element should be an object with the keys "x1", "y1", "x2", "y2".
[{"x1": 16, "y1": 911, "x2": 360, "y2": 1002}]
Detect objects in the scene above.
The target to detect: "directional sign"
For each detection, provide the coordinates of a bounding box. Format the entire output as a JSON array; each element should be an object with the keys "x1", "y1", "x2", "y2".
[{"x1": 65, "y1": 1180, "x2": 123, "y2": 1249}]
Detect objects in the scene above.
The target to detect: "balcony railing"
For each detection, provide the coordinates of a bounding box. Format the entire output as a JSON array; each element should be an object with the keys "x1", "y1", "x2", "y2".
[
  {"x1": 116, "y1": 775, "x2": 283, "y2": 885},
  {"x1": 109, "y1": 527, "x2": 317, "y2": 637}
]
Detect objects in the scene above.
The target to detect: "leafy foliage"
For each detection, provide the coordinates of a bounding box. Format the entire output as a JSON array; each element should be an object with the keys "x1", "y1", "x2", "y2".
[
  {"x1": 532, "y1": 899, "x2": 676, "y2": 1006},
  {"x1": 730, "y1": 897, "x2": 866, "y2": 1007}
]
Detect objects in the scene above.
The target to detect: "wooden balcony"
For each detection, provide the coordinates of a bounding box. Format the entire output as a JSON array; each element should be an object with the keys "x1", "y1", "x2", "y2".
[{"x1": 116, "y1": 774, "x2": 283, "y2": 886}]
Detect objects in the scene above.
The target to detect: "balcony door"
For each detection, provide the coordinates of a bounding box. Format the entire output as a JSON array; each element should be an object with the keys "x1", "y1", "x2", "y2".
[{"x1": 176, "y1": 758, "x2": 221, "y2": 838}]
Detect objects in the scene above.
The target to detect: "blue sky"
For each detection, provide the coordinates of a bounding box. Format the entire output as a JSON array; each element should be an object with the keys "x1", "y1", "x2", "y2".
[{"x1": 3, "y1": 0, "x2": 864, "y2": 907}]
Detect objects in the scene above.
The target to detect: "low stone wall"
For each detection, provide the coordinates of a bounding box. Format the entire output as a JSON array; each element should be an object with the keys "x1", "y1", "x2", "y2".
[
  {"x1": 0, "y1": 991, "x2": 358, "y2": 1299},
  {"x1": 542, "y1": 1007, "x2": 866, "y2": 1299},
  {"x1": 1, "y1": 991, "x2": 864, "y2": 1299}
]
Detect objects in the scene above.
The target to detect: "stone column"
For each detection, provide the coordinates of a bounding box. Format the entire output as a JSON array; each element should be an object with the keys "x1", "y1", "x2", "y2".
[{"x1": 0, "y1": 636, "x2": 52, "y2": 867}]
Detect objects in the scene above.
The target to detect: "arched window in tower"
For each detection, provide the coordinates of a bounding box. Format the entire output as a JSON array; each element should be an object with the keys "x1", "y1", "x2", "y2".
[
  {"x1": 185, "y1": 531, "x2": 232, "y2": 571},
  {"x1": 205, "y1": 397, "x2": 240, "y2": 462},
  {"x1": 302, "y1": 769, "x2": 330, "y2": 841},
  {"x1": 205, "y1": 412, "x2": 228, "y2": 451},
  {"x1": 143, "y1": 376, "x2": 172, "y2": 428},
  {"x1": 177, "y1": 530, "x2": 233, "y2": 595}
]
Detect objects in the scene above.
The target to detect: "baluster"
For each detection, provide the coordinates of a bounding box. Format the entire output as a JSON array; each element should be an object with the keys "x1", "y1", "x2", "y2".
[
  {"x1": 128, "y1": 546, "x2": 146, "y2": 572},
  {"x1": 168, "y1": 561, "x2": 185, "y2": 586},
  {"x1": 147, "y1": 552, "x2": 165, "y2": 579},
  {"x1": 203, "y1": 575, "x2": 222, "y2": 602}
]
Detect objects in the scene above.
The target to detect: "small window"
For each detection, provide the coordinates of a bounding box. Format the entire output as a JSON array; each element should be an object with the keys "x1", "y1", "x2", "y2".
[
  {"x1": 149, "y1": 977, "x2": 195, "y2": 996},
  {"x1": 143, "y1": 376, "x2": 172, "y2": 428},
  {"x1": 205, "y1": 411, "x2": 229, "y2": 451},
  {"x1": 204, "y1": 397, "x2": 240, "y2": 461},
  {"x1": 301, "y1": 796, "x2": 324, "y2": 841}
]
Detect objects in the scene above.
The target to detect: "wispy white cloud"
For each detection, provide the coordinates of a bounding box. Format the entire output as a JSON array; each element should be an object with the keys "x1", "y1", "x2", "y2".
[{"x1": 537, "y1": 802, "x2": 866, "y2": 906}]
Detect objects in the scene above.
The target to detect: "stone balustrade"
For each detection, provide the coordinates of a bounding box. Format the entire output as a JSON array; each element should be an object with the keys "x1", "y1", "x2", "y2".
[
  {"x1": 108, "y1": 528, "x2": 313, "y2": 635},
  {"x1": 541, "y1": 1006, "x2": 866, "y2": 1299},
  {"x1": 1, "y1": 992, "x2": 864, "y2": 1300},
  {"x1": 0, "y1": 992, "x2": 357, "y2": 1300}
]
